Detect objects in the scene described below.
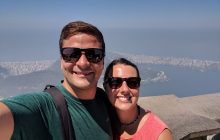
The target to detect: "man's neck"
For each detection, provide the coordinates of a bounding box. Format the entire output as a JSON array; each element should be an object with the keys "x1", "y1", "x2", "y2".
[{"x1": 62, "y1": 81, "x2": 97, "y2": 100}]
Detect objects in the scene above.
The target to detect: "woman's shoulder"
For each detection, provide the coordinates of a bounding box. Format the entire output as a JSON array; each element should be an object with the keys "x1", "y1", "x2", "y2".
[
  {"x1": 136, "y1": 109, "x2": 169, "y2": 139},
  {"x1": 146, "y1": 112, "x2": 173, "y2": 140},
  {"x1": 143, "y1": 110, "x2": 168, "y2": 128}
]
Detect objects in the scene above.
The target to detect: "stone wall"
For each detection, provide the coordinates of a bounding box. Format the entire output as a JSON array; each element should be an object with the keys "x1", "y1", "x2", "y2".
[{"x1": 138, "y1": 93, "x2": 220, "y2": 140}]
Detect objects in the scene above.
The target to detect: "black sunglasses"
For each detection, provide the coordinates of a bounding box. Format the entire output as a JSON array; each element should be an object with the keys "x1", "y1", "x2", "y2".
[
  {"x1": 105, "y1": 77, "x2": 141, "y2": 89},
  {"x1": 60, "y1": 48, "x2": 105, "y2": 63}
]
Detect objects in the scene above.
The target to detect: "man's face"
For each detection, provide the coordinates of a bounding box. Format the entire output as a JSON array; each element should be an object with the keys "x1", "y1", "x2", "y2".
[{"x1": 60, "y1": 33, "x2": 104, "y2": 94}]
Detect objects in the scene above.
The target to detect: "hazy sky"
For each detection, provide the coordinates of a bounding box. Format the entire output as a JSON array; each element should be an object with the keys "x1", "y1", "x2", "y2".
[{"x1": 0, "y1": 0, "x2": 220, "y2": 61}]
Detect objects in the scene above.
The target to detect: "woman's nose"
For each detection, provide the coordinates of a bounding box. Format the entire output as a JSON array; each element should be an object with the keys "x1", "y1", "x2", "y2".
[{"x1": 120, "y1": 81, "x2": 130, "y2": 93}]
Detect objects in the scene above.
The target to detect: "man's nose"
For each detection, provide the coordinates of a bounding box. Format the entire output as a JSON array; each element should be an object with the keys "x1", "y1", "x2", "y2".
[{"x1": 75, "y1": 52, "x2": 90, "y2": 67}]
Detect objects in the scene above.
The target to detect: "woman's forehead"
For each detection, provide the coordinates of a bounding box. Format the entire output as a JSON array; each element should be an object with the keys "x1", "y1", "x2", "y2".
[{"x1": 112, "y1": 64, "x2": 137, "y2": 77}]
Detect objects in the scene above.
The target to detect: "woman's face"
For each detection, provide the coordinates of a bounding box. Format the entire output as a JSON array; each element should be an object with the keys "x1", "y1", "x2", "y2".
[{"x1": 106, "y1": 64, "x2": 140, "y2": 112}]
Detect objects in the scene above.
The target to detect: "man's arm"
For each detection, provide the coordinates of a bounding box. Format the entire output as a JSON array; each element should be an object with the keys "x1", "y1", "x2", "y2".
[{"x1": 0, "y1": 102, "x2": 14, "y2": 140}]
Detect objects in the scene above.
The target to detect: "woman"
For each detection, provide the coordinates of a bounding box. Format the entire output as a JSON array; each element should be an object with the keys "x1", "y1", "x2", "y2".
[{"x1": 103, "y1": 58, "x2": 173, "y2": 140}]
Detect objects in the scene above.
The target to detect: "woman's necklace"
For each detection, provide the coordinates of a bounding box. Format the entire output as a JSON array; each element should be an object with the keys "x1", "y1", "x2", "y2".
[{"x1": 121, "y1": 105, "x2": 141, "y2": 126}]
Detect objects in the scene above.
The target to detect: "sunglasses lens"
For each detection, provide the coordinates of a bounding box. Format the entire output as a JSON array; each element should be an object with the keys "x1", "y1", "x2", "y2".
[
  {"x1": 108, "y1": 77, "x2": 123, "y2": 89},
  {"x1": 107, "y1": 77, "x2": 141, "y2": 89},
  {"x1": 85, "y1": 49, "x2": 104, "y2": 63},
  {"x1": 61, "y1": 48, "x2": 104, "y2": 63},
  {"x1": 61, "y1": 48, "x2": 81, "y2": 62},
  {"x1": 127, "y1": 77, "x2": 141, "y2": 89}
]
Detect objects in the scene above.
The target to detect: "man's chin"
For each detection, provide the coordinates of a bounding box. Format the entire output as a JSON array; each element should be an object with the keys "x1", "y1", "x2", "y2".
[{"x1": 73, "y1": 82, "x2": 95, "y2": 90}]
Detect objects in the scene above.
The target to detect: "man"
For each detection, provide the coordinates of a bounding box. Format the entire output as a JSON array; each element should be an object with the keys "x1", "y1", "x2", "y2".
[{"x1": 0, "y1": 21, "x2": 112, "y2": 140}]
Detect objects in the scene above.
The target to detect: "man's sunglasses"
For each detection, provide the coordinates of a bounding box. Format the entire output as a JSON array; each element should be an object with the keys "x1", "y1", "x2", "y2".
[
  {"x1": 105, "y1": 77, "x2": 141, "y2": 89},
  {"x1": 60, "y1": 48, "x2": 105, "y2": 63}
]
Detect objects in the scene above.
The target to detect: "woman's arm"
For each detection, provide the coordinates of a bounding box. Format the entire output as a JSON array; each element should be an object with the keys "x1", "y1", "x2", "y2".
[{"x1": 158, "y1": 129, "x2": 173, "y2": 140}]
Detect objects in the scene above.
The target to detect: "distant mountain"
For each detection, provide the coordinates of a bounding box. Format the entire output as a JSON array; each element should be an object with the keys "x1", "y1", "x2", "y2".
[
  {"x1": 0, "y1": 60, "x2": 56, "y2": 77},
  {"x1": 1, "y1": 52, "x2": 220, "y2": 98},
  {"x1": 0, "y1": 60, "x2": 62, "y2": 97},
  {"x1": 0, "y1": 66, "x2": 9, "y2": 79},
  {"x1": 109, "y1": 52, "x2": 220, "y2": 72}
]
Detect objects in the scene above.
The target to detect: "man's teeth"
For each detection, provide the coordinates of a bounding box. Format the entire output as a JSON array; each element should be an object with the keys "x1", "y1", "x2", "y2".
[{"x1": 75, "y1": 72, "x2": 91, "y2": 75}]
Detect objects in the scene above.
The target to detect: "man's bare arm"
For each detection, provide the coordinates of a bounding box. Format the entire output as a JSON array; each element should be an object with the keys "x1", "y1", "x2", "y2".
[{"x1": 0, "y1": 102, "x2": 14, "y2": 140}]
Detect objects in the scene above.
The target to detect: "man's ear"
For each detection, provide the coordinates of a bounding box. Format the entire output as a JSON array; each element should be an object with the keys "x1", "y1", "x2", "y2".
[{"x1": 60, "y1": 57, "x2": 63, "y2": 70}]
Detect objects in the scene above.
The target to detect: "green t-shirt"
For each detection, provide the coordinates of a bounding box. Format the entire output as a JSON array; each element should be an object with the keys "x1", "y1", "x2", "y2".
[{"x1": 2, "y1": 84, "x2": 112, "y2": 140}]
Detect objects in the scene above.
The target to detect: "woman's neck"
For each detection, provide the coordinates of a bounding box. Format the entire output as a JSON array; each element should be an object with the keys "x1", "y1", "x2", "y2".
[
  {"x1": 117, "y1": 105, "x2": 140, "y2": 125},
  {"x1": 62, "y1": 81, "x2": 97, "y2": 100}
]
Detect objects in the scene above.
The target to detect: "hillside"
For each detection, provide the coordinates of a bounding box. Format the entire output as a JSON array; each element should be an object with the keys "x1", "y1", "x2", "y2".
[{"x1": 1, "y1": 52, "x2": 220, "y2": 97}]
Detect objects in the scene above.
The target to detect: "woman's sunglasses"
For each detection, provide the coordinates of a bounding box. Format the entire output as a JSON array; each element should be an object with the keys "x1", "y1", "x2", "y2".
[
  {"x1": 60, "y1": 48, "x2": 105, "y2": 63},
  {"x1": 105, "y1": 77, "x2": 141, "y2": 89}
]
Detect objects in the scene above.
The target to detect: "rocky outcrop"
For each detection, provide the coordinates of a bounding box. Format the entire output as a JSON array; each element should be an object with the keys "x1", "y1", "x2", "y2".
[{"x1": 138, "y1": 93, "x2": 220, "y2": 140}]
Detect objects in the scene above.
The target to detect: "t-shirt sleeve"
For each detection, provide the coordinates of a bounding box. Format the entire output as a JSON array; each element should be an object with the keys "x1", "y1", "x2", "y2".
[{"x1": 1, "y1": 92, "x2": 62, "y2": 140}]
